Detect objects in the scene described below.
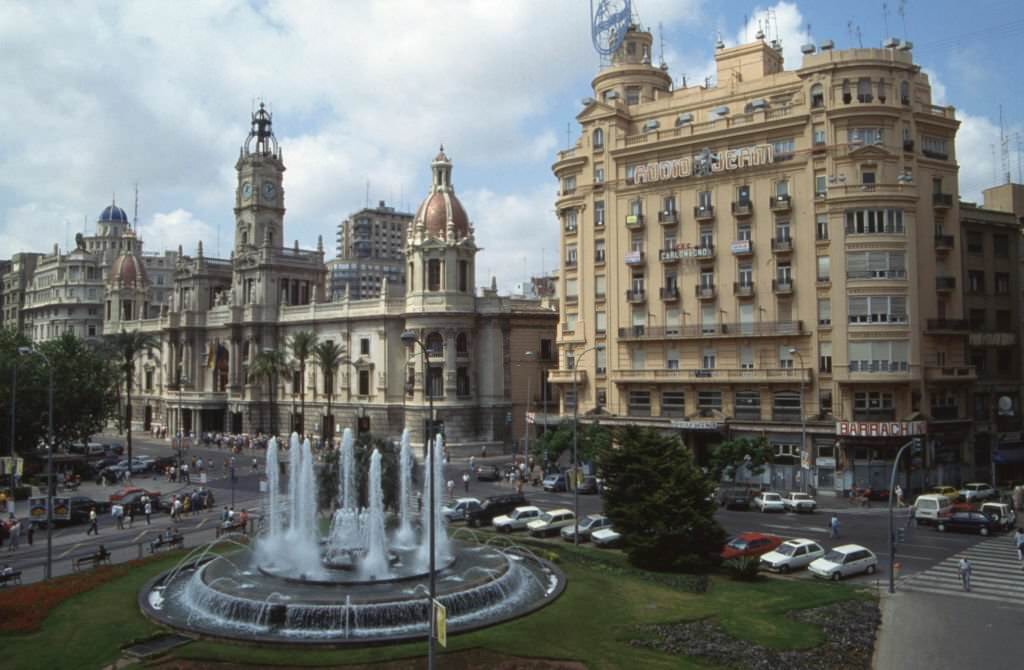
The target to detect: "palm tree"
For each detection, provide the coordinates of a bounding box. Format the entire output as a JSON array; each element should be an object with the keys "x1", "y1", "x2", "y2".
[
  {"x1": 249, "y1": 349, "x2": 287, "y2": 435},
  {"x1": 105, "y1": 329, "x2": 160, "y2": 479},
  {"x1": 312, "y1": 340, "x2": 345, "y2": 440},
  {"x1": 287, "y1": 331, "x2": 319, "y2": 437}
]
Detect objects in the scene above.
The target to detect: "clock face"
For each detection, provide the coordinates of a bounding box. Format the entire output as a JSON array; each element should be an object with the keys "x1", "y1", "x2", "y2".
[
  {"x1": 262, "y1": 181, "x2": 277, "y2": 201},
  {"x1": 241, "y1": 182, "x2": 252, "y2": 199}
]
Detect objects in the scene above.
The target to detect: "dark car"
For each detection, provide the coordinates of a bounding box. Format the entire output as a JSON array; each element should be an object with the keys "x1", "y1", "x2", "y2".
[
  {"x1": 577, "y1": 476, "x2": 599, "y2": 494},
  {"x1": 104, "y1": 444, "x2": 125, "y2": 456},
  {"x1": 467, "y1": 493, "x2": 528, "y2": 528},
  {"x1": 91, "y1": 456, "x2": 121, "y2": 473},
  {"x1": 717, "y1": 487, "x2": 753, "y2": 510},
  {"x1": 937, "y1": 511, "x2": 999, "y2": 536},
  {"x1": 476, "y1": 466, "x2": 501, "y2": 482},
  {"x1": 109, "y1": 488, "x2": 161, "y2": 515},
  {"x1": 68, "y1": 496, "x2": 105, "y2": 524}
]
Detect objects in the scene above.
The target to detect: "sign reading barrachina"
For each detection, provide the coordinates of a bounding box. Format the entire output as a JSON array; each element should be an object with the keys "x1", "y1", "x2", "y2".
[{"x1": 633, "y1": 143, "x2": 775, "y2": 184}]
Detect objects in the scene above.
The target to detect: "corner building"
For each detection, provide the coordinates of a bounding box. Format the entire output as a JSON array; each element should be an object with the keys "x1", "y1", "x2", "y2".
[{"x1": 552, "y1": 26, "x2": 966, "y2": 494}]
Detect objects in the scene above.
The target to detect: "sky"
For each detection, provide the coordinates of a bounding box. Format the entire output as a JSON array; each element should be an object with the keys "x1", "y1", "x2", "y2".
[{"x1": 2, "y1": 0, "x2": 1022, "y2": 292}]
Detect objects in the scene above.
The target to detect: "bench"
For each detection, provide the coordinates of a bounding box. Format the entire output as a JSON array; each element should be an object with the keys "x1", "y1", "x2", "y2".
[
  {"x1": 0, "y1": 570, "x2": 22, "y2": 586},
  {"x1": 149, "y1": 535, "x2": 184, "y2": 553},
  {"x1": 215, "y1": 521, "x2": 246, "y2": 538},
  {"x1": 73, "y1": 552, "x2": 111, "y2": 571}
]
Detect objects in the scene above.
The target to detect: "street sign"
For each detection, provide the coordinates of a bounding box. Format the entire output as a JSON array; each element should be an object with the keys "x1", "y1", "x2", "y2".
[
  {"x1": 432, "y1": 599, "x2": 447, "y2": 648},
  {"x1": 526, "y1": 412, "x2": 536, "y2": 425}
]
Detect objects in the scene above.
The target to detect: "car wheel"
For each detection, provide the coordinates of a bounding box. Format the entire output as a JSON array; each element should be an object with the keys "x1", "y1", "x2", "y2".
[
  {"x1": 937, "y1": 523, "x2": 946, "y2": 532},
  {"x1": 980, "y1": 527, "x2": 990, "y2": 536},
  {"x1": 866, "y1": 564, "x2": 876, "y2": 575},
  {"x1": 831, "y1": 571, "x2": 841, "y2": 582},
  {"x1": 780, "y1": 564, "x2": 791, "y2": 574}
]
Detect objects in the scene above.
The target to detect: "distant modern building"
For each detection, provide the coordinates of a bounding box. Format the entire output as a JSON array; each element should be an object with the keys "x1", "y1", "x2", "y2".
[
  {"x1": 1, "y1": 252, "x2": 42, "y2": 335},
  {"x1": 330, "y1": 201, "x2": 413, "y2": 299}
]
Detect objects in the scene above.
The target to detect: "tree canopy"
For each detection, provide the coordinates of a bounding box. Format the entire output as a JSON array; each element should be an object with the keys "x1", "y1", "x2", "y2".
[
  {"x1": 598, "y1": 426, "x2": 725, "y2": 572},
  {"x1": 708, "y1": 436, "x2": 774, "y2": 482},
  {"x1": 531, "y1": 421, "x2": 610, "y2": 466}
]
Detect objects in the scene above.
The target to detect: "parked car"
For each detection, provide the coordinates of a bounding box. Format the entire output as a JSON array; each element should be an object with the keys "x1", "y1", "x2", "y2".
[
  {"x1": 717, "y1": 487, "x2": 752, "y2": 510},
  {"x1": 782, "y1": 492, "x2": 817, "y2": 513},
  {"x1": 476, "y1": 466, "x2": 501, "y2": 482},
  {"x1": 441, "y1": 497, "x2": 481, "y2": 522},
  {"x1": 980, "y1": 501, "x2": 1016, "y2": 531},
  {"x1": 542, "y1": 473, "x2": 567, "y2": 492},
  {"x1": 753, "y1": 492, "x2": 785, "y2": 513},
  {"x1": 937, "y1": 511, "x2": 999, "y2": 536},
  {"x1": 91, "y1": 456, "x2": 122, "y2": 474},
  {"x1": 104, "y1": 444, "x2": 125, "y2": 456},
  {"x1": 466, "y1": 493, "x2": 528, "y2": 528},
  {"x1": 591, "y1": 527, "x2": 622, "y2": 548},
  {"x1": 577, "y1": 476, "x2": 599, "y2": 494},
  {"x1": 960, "y1": 482, "x2": 998, "y2": 503},
  {"x1": 109, "y1": 488, "x2": 161, "y2": 515},
  {"x1": 114, "y1": 458, "x2": 149, "y2": 474},
  {"x1": 493, "y1": 506, "x2": 542, "y2": 533},
  {"x1": 759, "y1": 538, "x2": 826, "y2": 573},
  {"x1": 561, "y1": 514, "x2": 612, "y2": 542},
  {"x1": 720, "y1": 532, "x2": 783, "y2": 560},
  {"x1": 929, "y1": 485, "x2": 960, "y2": 498},
  {"x1": 913, "y1": 494, "x2": 954, "y2": 526},
  {"x1": 68, "y1": 496, "x2": 106, "y2": 524},
  {"x1": 527, "y1": 508, "x2": 576, "y2": 537},
  {"x1": 809, "y1": 544, "x2": 878, "y2": 581}
]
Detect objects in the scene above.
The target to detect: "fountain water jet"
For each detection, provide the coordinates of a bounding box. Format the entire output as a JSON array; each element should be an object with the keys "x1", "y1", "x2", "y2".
[
  {"x1": 394, "y1": 430, "x2": 415, "y2": 547},
  {"x1": 359, "y1": 449, "x2": 389, "y2": 579},
  {"x1": 339, "y1": 428, "x2": 356, "y2": 511}
]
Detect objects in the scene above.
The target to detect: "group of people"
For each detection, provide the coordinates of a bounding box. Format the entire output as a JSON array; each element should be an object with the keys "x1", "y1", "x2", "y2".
[
  {"x1": 0, "y1": 514, "x2": 30, "y2": 551},
  {"x1": 168, "y1": 488, "x2": 215, "y2": 520},
  {"x1": 220, "y1": 506, "x2": 249, "y2": 535}
]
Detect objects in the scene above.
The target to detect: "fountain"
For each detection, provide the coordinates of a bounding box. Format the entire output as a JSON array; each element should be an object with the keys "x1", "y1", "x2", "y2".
[{"x1": 141, "y1": 430, "x2": 565, "y2": 644}]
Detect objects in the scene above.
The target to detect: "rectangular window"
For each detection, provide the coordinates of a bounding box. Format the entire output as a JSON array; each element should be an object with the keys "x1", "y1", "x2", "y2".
[
  {"x1": 813, "y1": 127, "x2": 826, "y2": 145},
  {"x1": 818, "y1": 298, "x2": 831, "y2": 326},
  {"x1": 775, "y1": 220, "x2": 791, "y2": 241},
  {"x1": 848, "y1": 340, "x2": 910, "y2": 372},
  {"x1": 565, "y1": 278, "x2": 578, "y2": 297},
  {"x1": 563, "y1": 389, "x2": 576, "y2": 410},
  {"x1": 661, "y1": 391, "x2": 685, "y2": 417},
  {"x1": 817, "y1": 256, "x2": 831, "y2": 282},
  {"x1": 697, "y1": 390, "x2": 723, "y2": 412},
  {"x1": 665, "y1": 348, "x2": 679, "y2": 370},
  {"x1": 564, "y1": 313, "x2": 577, "y2": 333},
  {"x1": 625, "y1": 86, "x2": 640, "y2": 104},
  {"x1": 699, "y1": 224, "x2": 714, "y2": 249},
  {"x1": 995, "y1": 272, "x2": 1010, "y2": 295},
  {"x1": 698, "y1": 190, "x2": 713, "y2": 208},
  {"x1": 848, "y1": 127, "x2": 884, "y2": 145},
  {"x1": 740, "y1": 344, "x2": 754, "y2": 369},
  {"x1": 844, "y1": 208, "x2": 905, "y2": 235},
  {"x1": 360, "y1": 337, "x2": 371, "y2": 356},
  {"x1": 734, "y1": 391, "x2": 761, "y2": 420},
  {"x1": 595, "y1": 347, "x2": 607, "y2": 374},
  {"x1": 967, "y1": 232, "x2": 983, "y2": 253},
  {"x1": 561, "y1": 175, "x2": 576, "y2": 194},
  {"x1": 628, "y1": 391, "x2": 651, "y2": 416},
  {"x1": 595, "y1": 275, "x2": 606, "y2": 297},
  {"x1": 778, "y1": 346, "x2": 794, "y2": 369},
  {"x1": 737, "y1": 263, "x2": 752, "y2": 286},
  {"x1": 595, "y1": 311, "x2": 607, "y2": 334},
  {"x1": 737, "y1": 222, "x2": 751, "y2": 241},
  {"x1": 846, "y1": 250, "x2": 906, "y2": 279},
  {"x1": 815, "y1": 175, "x2": 827, "y2": 196},
  {"x1": 565, "y1": 245, "x2": 578, "y2": 266},
  {"x1": 358, "y1": 369, "x2": 371, "y2": 395},
  {"x1": 968, "y1": 270, "x2": 985, "y2": 293},
  {"x1": 540, "y1": 338, "x2": 554, "y2": 361},
  {"x1": 427, "y1": 259, "x2": 442, "y2": 291},
  {"x1": 848, "y1": 296, "x2": 908, "y2": 324},
  {"x1": 631, "y1": 347, "x2": 645, "y2": 370},
  {"x1": 594, "y1": 239, "x2": 605, "y2": 263},
  {"x1": 816, "y1": 215, "x2": 829, "y2": 241},
  {"x1": 922, "y1": 135, "x2": 949, "y2": 159},
  {"x1": 993, "y1": 234, "x2": 1009, "y2": 257},
  {"x1": 594, "y1": 200, "x2": 605, "y2": 226},
  {"x1": 819, "y1": 341, "x2": 833, "y2": 373},
  {"x1": 702, "y1": 348, "x2": 716, "y2": 369},
  {"x1": 772, "y1": 139, "x2": 796, "y2": 158},
  {"x1": 593, "y1": 165, "x2": 605, "y2": 184},
  {"x1": 456, "y1": 366, "x2": 470, "y2": 397},
  {"x1": 563, "y1": 209, "x2": 578, "y2": 232}
]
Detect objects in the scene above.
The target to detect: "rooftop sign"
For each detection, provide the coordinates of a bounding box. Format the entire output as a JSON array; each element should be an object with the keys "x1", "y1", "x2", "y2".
[{"x1": 634, "y1": 144, "x2": 775, "y2": 184}]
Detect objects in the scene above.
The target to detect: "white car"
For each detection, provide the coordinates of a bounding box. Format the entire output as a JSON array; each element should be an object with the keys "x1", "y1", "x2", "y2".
[
  {"x1": 960, "y1": 482, "x2": 997, "y2": 502},
  {"x1": 441, "y1": 497, "x2": 480, "y2": 522},
  {"x1": 561, "y1": 514, "x2": 613, "y2": 542},
  {"x1": 591, "y1": 527, "x2": 621, "y2": 547},
  {"x1": 809, "y1": 544, "x2": 878, "y2": 581},
  {"x1": 754, "y1": 492, "x2": 785, "y2": 512},
  {"x1": 492, "y1": 506, "x2": 542, "y2": 533},
  {"x1": 759, "y1": 538, "x2": 825, "y2": 573},
  {"x1": 782, "y1": 492, "x2": 817, "y2": 513},
  {"x1": 527, "y1": 509, "x2": 576, "y2": 537}
]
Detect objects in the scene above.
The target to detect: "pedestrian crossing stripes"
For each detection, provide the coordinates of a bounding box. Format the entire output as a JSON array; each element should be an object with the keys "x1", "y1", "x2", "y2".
[{"x1": 900, "y1": 535, "x2": 1024, "y2": 606}]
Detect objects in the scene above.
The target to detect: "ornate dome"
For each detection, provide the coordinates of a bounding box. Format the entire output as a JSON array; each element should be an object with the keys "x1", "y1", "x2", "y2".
[
  {"x1": 109, "y1": 252, "x2": 148, "y2": 288},
  {"x1": 99, "y1": 201, "x2": 129, "y2": 223},
  {"x1": 413, "y1": 147, "x2": 471, "y2": 240}
]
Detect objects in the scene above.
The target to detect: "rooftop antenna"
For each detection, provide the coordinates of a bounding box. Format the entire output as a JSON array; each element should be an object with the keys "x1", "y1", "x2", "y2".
[
  {"x1": 1016, "y1": 131, "x2": 1023, "y2": 183},
  {"x1": 755, "y1": 19, "x2": 765, "y2": 41},
  {"x1": 898, "y1": 0, "x2": 909, "y2": 40},
  {"x1": 365, "y1": 179, "x2": 370, "y2": 208},
  {"x1": 882, "y1": 2, "x2": 890, "y2": 40},
  {"x1": 1000, "y1": 105, "x2": 1011, "y2": 184},
  {"x1": 847, "y1": 20, "x2": 863, "y2": 47},
  {"x1": 133, "y1": 182, "x2": 139, "y2": 233},
  {"x1": 991, "y1": 144, "x2": 998, "y2": 184}
]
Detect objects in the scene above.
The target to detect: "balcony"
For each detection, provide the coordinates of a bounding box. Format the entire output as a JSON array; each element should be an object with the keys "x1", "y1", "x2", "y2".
[
  {"x1": 934, "y1": 235, "x2": 954, "y2": 253},
  {"x1": 845, "y1": 362, "x2": 912, "y2": 382},
  {"x1": 731, "y1": 200, "x2": 753, "y2": 217},
  {"x1": 924, "y1": 365, "x2": 977, "y2": 382},
  {"x1": 695, "y1": 284, "x2": 717, "y2": 301},
  {"x1": 733, "y1": 281, "x2": 755, "y2": 298},
  {"x1": 617, "y1": 320, "x2": 804, "y2": 341},
  {"x1": 548, "y1": 368, "x2": 586, "y2": 385},
  {"x1": 625, "y1": 214, "x2": 645, "y2": 229},
  {"x1": 933, "y1": 193, "x2": 953, "y2": 209},
  {"x1": 693, "y1": 205, "x2": 715, "y2": 222},
  {"x1": 594, "y1": 251, "x2": 606, "y2": 264},
  {"x1": 770, "y1": 237, "x2": 793, "y2": 254},
  {"x1": 772, "y1": 279, "x2": 794, "y2": 295},
  {"x1": 853, "y1": 410, "x2": 897, "y2": 422},
  {"x1": 659, "y1": 287, "x2": 680, "y2": 301},
  {"x1": 935, "y1": 276, "x2": 956, "y2": 292},
  {"x1": 769, "y1": 194, "x2": 792, "y2": 212},
  {"x1": 613, "y1": 367, "x2": 812, "y2": 385},
  {"x1": 730, "y1": 239, "x2": 753, "y2": 257},
  {"x1": 625, "y1": 288, "x2": 646, "y2": 303},
  {"x1": 903, "y1": 139, "x2": 915, "y2": 152},
  {"x1": 624, "y1": 251, "x2": 645, "y2": 266},
  {"x1": 925, "y1": 318, "x2": 969, "y2": 333},
  {"x1": 564, "y1": 258, "x2": 577, "y2": 268},
  {"x1": 658, "y1": 210, "x2": 679, "y2": 225},
  {"x1": 564, "y1": 223, "x2": 578, "y2": 235}
]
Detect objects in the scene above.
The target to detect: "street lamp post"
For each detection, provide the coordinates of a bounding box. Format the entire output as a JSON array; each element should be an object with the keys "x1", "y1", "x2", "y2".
[
  {"x1": 788, "y1": 347, "x2": 808, "y2": 493},
  {"x1": 400, "y1": 330, "x2": 437, "y2": 670},
  {"x1": 8, "y1": 359, "x2": 19, "y2": 516},
  {"x1": 571, "y1": 344, "x2": 604, "y2": 547},
  {"x1": 523, "y1": 351, "x2": 536, "y2": 467},
  {"x1": 18, "y1": 346, "x2": 54, "y2": 579},
  {"x1": 177, "y1": 370, "x2": 188, "y2": 473},
  {"x1": 888, "y1": 438, "x2": 918, "y2": 593}
]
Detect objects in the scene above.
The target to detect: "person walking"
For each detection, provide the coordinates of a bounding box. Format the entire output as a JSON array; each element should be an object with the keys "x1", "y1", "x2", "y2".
[
  {"x1": 469, "y1": 455, "x2": 476, "y2": 473},
  {"x1": 462, "y1": 472, "x2": 470, "y2": 493},
  {"x1": 86, "y1": 507, "x2": 99, "y2": 535},
  {"x1": 126, "y1": 507, "x2": 134, "y2": 529},
  {"x1": 895, "y1": 484, "x2": 904, "y2": 508},
  {"x1": 446, "y1": 479, "x2": 455, "y2": 500},
  {"x1": 829, "y1": 514, "x2": 840, "y2": 539},
  {"x1": 959, "y1": 557, "x2": 973, "y2": 592},
  {"x1": 1015, "y1": 528, "x2": 1024, "y2": 570},
  {"x1": 143, "y1": 496, "x2": 152, "y2": 525},
  {"x1": 7, "y1": 517, "x2": 19, "y2": 552},
  {"x1": 113, "y1": 503, "x2": 124, "y2": 530}
]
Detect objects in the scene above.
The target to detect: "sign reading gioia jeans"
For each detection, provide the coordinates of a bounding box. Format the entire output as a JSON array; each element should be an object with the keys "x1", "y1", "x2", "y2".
[{"x1": 633, "y1": 144, "x2": 775, "y2": 184}]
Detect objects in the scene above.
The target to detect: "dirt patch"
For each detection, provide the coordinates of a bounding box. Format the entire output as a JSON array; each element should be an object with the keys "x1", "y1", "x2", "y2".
[{"x1": 148, "y1": 649, "x2": 587, "y2": 670}]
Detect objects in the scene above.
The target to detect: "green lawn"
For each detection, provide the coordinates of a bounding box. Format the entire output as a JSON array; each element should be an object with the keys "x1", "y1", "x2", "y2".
[{"x1": 1, "y1": 540, "x2": 872, "y2": 670}]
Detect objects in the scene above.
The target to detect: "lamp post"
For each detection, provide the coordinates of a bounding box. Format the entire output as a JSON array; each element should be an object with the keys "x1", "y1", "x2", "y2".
[
  {"x1": 571, "y1": 344, "x2": 604, "y2": 547},
  {"x1": 522, "y1": 351, "x2": 536, "y2": 467},
  {"x1": 18, "y1": 346, "x2": 53, "y2": 580},
  {"x1": 400, "y1": 330, "x2": 437, "y2": 670},
  {"x1": 888, "y1": 438, "x2": 918, "y2": 593},
  {"x1": 8, "y1": 358, "x2": 20, "y2": 516},
  {"x1": 177, "y1": 369, "x2": 188, "y2": 474},
  {"x1": 788, "y1": 347, "x2": 807, "y2": 493}
]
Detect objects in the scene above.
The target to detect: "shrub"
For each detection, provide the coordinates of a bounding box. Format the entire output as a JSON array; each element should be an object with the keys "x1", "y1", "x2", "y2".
[{"x1": 722, "y1": 556, "x2": 761, "y2": 581}]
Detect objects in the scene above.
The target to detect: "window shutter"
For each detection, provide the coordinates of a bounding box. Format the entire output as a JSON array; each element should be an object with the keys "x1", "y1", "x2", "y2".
[
  {"x1": 848, "y1": 296, "x2": 868, "y2": 318},
  {"x1": 847, "y1": 252, "x2": 868, "y2": 275},
  {"x1": 890, "y1": 296, "x2": 907, "y2": 320}
]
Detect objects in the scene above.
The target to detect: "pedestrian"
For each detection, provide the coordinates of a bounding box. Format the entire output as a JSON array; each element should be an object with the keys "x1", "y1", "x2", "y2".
[
  {"x1": 126, "y1": 508, "x2": 134, "y2": 529},
  {"x1": 113, "y1": 503, "x2": 124, "y2": 530},
  {"x1": 1015, "y1": 528, "x2": 1024, "y2": 569},
  {"x1": 252, "y1": 456, "x2": 258, "y2": 472},
  {"x1": 462, "y1": 472, "x2": 470, "y2": 493},
  {"x1": 7, "y1": 517, "x2": 19, "y2": 552},
  {"x1": 959, "y1": 557, "x2": 972, "y2": 592},
  {"x1": 469, "y1": 455, "x2": 475, "y2": 472},
  {"x1": 895, "y1": 484, "x2": 904, "y2": 507},
  {"x1": 446, "y1": 479, "x2": 455, "y2": 499},
  {"x1": 829, "y1": 514, "x2": 840, "y2": 539},
  {"x1": 26, "y1": 523, "x2": 34, "y2": 546},
  {"x1": 481, "y1": 445, "x2": 487, "y2": 458},
  {"x1": 144, "y1": 498, "x2": 152, "y2": 524},
  {"x1": 182, "y1": 462, "x2": 190, "y2": 485},
  {"x1": 222, "y1": 506, "x2": 230, "y2": 523},
  {"x1": 905, "y1": 500, "x2": 917, "y2": 529},
  {"x1": 87, "y1": 507, "x2": 99, "y2": 535}
]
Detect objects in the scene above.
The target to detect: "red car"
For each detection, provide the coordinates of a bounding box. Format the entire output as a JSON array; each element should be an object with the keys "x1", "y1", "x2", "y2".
[{"x1": 721, "y1": 532, "x2": 783, "y2": 560}]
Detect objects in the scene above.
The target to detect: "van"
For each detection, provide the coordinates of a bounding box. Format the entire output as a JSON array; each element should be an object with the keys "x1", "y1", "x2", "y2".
[{"x1": 913, "y1": 494, "x2": 953, "y2": 526}]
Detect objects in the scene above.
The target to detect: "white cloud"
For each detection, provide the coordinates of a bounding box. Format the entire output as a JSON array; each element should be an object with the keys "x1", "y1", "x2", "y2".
[
  {"x1": 146, "y1": 209, "x2": 217, "y2": 257},
  {"x1": 728, "y1": 2, "x2": 811, "y2": 71},
  {"x1": 921, "y1": 68, "x2": 948, "y2": 105}
]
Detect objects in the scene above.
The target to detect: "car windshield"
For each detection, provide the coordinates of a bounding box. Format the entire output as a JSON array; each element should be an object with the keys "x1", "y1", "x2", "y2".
[
  {"x1": 775, "y1": 544, "x2": 797, "y2": 556},
  {"x1": 726, "y1": 538, "x2": 748, "y2": 550},
  {"x1": 538, "y1": 513, "x2": 553, "y2": 523},
  {"x1": 764, "y1": 494, "x2": 780, "y2": 500},
  {"x1": 792, "y1": 493, "x2": 810, "y2": 500},
  {"x1": 583, "y1": 516, "x2": 602, "y2": 528},
  {"x1": 823, "y1": 550, "x2": 845, "y2": 563}
]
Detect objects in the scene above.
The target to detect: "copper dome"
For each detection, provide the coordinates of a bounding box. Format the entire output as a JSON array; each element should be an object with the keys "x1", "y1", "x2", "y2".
[
  {"x1": 413, "y1": 148, "x2": 471, "y2": 240},
  {"x1": 109, "y1": 253, "x2": 148, "y2": 287}
]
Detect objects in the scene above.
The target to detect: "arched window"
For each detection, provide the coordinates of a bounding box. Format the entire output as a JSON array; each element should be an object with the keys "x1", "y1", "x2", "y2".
[
  {"x1": 857, "y1": 77, "x2": 872, "y2": 103},
  {"x1": 810, "y1": 83, "x2": 824, "y2": 108},
  {"x1": 592, "y1": 127, "x2": 604, "y2": 150},
  {"x1": 425, "y1": 332, "x2": 444, "y2": 356},
  {"x1": 456, "y1": 332, "x2": 468, "y2": 355},
  {"x1": 900, "y1": 80, "x2": 910, "y2": 105}
]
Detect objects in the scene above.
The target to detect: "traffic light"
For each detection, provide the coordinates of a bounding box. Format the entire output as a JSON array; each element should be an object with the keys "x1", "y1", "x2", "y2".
[
  {"x1": 910, "y1": 437, "x2": 923, "y2": 456},
  {"x1": 896, "y1": 527, "x2": 906, "y2": 543}
]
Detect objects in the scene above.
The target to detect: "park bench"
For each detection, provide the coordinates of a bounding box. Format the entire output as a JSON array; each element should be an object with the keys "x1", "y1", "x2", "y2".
[
  {"x1": 215, "y1": 521, "x2": 246, "y2": 538},
  {"x1": 0, "y1": 570, "x2": 22, "y2": 586},
  {"x1": 149, "y1": 534, "x2": 184, "y2": 553},
  {"x1": 72, "y1": 551, "x2": 111, "y2": 572}
]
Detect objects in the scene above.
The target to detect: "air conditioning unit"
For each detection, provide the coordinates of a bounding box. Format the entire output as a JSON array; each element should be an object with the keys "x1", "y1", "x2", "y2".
[
  {"x1": 675, "y1": 112, "x2": 694, "y2": 127},
  {"x1": 898, "y1": 40, "x2": 913, "y2": 51},
  {"x1": 749, "y1": 98, "x2": 768, "y2": 110},
  {"x1": 819, "y1": 40, "x2": 835, "y2": 50},
  {"x1": 800, "y1": 43, "x2": 816, "y2": 54},
  {"x1": 643, "y1": 119, "x2": 661, "y2": 132},
  {"x1": 884, "y1": 37, "x2": 901, "y2": 48},
  {"x1": 712, "y1": 105, "x2": 730, "y2": 116},
  {"x1": 581, "y1": 97, "x2": 595, "y2": 106}
]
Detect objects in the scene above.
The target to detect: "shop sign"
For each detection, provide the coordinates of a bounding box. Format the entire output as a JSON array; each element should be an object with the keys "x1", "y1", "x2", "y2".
[
  {"x1": 659, "y1": 244, "x2": 713, "y2": 261},
  {"x1": 816, "y1": 457, "x2": 836, "y2": 467},
  {"x1": 800, "y1": 446, "x2": 812, "y2": 470},
  {"x1": 634, "y1": 143, "x2": 775, "y2": 184},
  {"x1": 730, "y1": 240, "x2": 752, "y2": 254},
  {"x1": 835, "y1": 421, "x2": 926, "y2": 437},
  {"x1": 670, "y1": 420, "x2": 721, "y2": 431}
]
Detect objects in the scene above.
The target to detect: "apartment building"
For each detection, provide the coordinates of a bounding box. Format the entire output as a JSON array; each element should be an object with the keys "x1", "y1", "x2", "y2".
[{"x1": 331, "y1": 201, "x2": 412, "y2": 300}]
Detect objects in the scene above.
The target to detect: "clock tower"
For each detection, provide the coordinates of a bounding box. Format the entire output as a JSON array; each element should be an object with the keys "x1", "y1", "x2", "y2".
[{"x1": 234, "y1": 102, "x2": 285, "y2": 252}]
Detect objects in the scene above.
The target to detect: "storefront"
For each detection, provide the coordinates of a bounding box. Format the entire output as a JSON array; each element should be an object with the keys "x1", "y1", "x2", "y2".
[{"x1": 835, "y1": 420, "x2": 927, "y2": 495}]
